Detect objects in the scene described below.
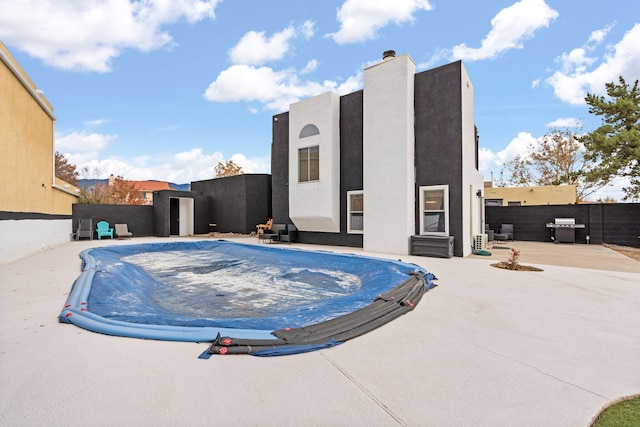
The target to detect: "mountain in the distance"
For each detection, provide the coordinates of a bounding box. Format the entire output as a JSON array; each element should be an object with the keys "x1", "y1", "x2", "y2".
[{"x1": 77, "y1": 179, "x2": 190, "y2": 191}]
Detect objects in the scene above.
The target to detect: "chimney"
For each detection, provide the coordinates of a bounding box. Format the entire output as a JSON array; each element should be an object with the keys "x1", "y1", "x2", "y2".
[{"x1": 382, "y1": 50, "x2": 396, "y2": 61}]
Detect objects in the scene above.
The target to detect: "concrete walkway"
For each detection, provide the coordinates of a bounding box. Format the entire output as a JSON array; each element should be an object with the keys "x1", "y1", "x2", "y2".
[
  {"x1": 468, "y1": 239, "x2": 640, "y2": 273},
  {"x1": 1, "y1": 237, "x2": 639, "y2": 426}
]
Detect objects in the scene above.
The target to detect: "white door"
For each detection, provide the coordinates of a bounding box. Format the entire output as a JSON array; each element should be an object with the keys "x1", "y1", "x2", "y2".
[{"x1": 178, "y1": 198, "x2": 194, "y2": 236}]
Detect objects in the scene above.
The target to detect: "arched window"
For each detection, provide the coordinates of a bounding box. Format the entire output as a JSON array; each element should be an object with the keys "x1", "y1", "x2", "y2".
[{"x1": 299, "y1": 124, "x2": 319, "y2": 138}]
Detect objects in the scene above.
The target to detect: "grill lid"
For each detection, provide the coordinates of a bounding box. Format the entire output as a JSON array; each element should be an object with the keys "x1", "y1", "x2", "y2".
[{"x1": 555, "y1": 218, "x2": 575, "y2": 225}]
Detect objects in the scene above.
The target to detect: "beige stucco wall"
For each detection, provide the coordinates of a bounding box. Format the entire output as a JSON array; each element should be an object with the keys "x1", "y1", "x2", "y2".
[
  {"x1": 484, "y1": 185, "x2": 576, "y2": 206},
  {"x1": 0, "y1": 42, "x2": 77, "y2": 215}
]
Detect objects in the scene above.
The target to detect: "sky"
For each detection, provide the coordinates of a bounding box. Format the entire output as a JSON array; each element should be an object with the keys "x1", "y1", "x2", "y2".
[{"x1": 2, "y1": 0, "x2": 639, "y2": 201}]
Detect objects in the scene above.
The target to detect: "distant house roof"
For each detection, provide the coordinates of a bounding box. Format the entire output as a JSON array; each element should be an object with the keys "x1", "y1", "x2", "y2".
[{"x1": 133, "y1": 181, "x2": 172, "y2": 192}]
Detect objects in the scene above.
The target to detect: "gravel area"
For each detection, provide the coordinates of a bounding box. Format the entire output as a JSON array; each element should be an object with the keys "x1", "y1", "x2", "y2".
[{"x1": 604, "y1": 244, "x2": 640, "y2": 262}]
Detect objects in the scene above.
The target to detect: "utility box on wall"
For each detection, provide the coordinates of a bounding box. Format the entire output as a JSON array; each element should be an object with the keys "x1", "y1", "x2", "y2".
[{"x1": 410, "y1": 235, "x2": 454, "y2": 258}]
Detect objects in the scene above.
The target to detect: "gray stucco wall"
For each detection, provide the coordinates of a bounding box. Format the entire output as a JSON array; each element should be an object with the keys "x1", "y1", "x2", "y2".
[
  {"x1": 152, "y1": 190, "x2": 196, "y2": 237},
  {"x1": 72, "y1": 204, "x2": 155, "y2": 237},
  {"x1": 271, "y1": 112, "x2": 290, "y2": 225},
  {"x1": 414, "y1": 61, "x2": 465, "y2": 256},
  {"x1": 191, "y1": 174, "x2": 271, "y2": 234},
  {"x1": 338, "y1": 90, "x2": 365, "y2": 247},
  {"x1": 486, "y1": 203, "x2": 640, "y2": 246}
]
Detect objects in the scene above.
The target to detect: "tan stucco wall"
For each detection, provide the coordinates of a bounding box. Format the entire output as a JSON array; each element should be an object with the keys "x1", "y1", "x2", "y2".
[
  {"x1": 484, "y1": 185, "x2": 576, "y2": 206},
  {"x1": 0, "y1": 42, "x2": 77, "y2": 215}
]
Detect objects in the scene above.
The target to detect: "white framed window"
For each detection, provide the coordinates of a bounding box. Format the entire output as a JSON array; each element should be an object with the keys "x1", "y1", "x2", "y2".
[
  {"x1": 347, "y1": 190, "x2": 364, "y2": 234},
  {"x1": 419, "y1": 185, "x2": 449, "y2": 235},
  {"x1": 298, "y1": 145, "x2": 319, "y2": 182}
]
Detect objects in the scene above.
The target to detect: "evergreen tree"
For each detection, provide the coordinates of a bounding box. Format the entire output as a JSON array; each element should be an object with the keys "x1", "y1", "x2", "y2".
[{"x1": 581, "y1": 77, "x2": 640, "y2": 200}]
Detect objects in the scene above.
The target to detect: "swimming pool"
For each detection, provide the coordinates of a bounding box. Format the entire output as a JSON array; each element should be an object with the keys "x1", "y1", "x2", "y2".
[{"x1": 59, "y1": 240, "x2": 436, "y2": 355}]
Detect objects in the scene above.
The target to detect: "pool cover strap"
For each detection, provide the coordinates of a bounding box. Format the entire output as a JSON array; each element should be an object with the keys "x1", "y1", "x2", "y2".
[{"x1": 206, "y1": 271, "x2": 433, "y2": 356}]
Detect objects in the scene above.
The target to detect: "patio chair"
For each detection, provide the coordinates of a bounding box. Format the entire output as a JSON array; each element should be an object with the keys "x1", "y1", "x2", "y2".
[
  {"x1": 96, "y1": 221, "x2": 114, "y2": 240},
  {"x1": 278, "y1": 224, "x2": 297, "y2": 244},
  {"x1": 256, "y1": 218, "x2": 273, "y2": 236},
  {"x1": 115, "y1": 224, "x2": 133, "y2": 239},
  {"x1": 75, "y1": 218, "x2": 93, "y2": 240},
  {"x1": 261, "y1": 223, "x2": 285, "y2": 243},
  {"x1": 484, "y1": 224, "x2": 495, "y2": 243},
  {"x1": 500, "y1": 224, "x2": 514, "y2": 241}
]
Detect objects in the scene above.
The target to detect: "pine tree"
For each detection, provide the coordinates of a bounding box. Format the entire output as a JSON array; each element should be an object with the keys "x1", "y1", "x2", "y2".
[{"x1": 581, "y1": 77, "x2": 640, "y2": 200}]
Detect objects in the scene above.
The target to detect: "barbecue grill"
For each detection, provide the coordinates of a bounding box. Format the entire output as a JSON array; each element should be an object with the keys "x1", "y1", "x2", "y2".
[{"x1": 545, "y1": 218, "x2": 586, "y2": 243}]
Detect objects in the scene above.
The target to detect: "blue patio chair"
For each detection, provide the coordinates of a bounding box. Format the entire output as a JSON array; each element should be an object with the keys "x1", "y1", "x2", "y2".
[{"x1": 96, "y1": 221, "x2": 114, "y2": 240}]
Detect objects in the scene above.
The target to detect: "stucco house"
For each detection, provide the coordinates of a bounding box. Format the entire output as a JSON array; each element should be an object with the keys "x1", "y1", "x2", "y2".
[
  {"x1": 271, "y1": 51, "x2": 484, "y2": 257},
  {"x1": 484, "y1": 183, "x2": 577, "y2": 206},
  {"x1": 0, "y1": 42, "x2": 78, "y2": 263}
]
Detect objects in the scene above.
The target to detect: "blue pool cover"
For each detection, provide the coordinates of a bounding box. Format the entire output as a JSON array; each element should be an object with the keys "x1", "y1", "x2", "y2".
[{"x1": 59, "y1": 240, "x2": 436, "y2": 355}]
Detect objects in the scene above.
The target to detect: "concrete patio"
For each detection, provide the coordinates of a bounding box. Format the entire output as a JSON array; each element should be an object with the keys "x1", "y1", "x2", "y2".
[{"x1": 1, "y1": 236, "x2": 639, "y2": 426}]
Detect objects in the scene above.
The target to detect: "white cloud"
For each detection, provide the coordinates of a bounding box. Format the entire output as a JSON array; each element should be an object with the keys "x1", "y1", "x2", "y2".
[
  {"x1": 203, "y1": 65, "x2": 301, "y2": 110},
  {"x1": 228, "y1": 26, "x2": 297, "y2": 65},
  {"x1": 228, "y1": 21, "x2": 317, "y2": 66},
  {"x1": 328, "y1": 0, "x2": 433, "y2": 44},
  {"x1": 0, "y1": 0, "x2": 220, "y2": 72},
  {"x1": 588, "y1": 176, "x2": 631, "y2": 202},
  {"x1": 84, "y1": 118, "x2": 111, "y2": 126},
  {"x1": 335, "y1": 72, "x2": 364, "y2": 95},
  {"x1": 546, "y1": 23, "x2": 640, "y2": 104},
  {"x1": 213, "y1": 21, "x2": 336, "y2": 110},
  {"x1": 588, "y1": 23, "x2": 615, "y2": 44},
  {"x1": 68, "y1": 149, "x2": 270, "y2": 184},
  {"x1": 545, "y1": 117, "x2": 582, "y2": 128},
  {"x1": 55, "y1": 130, "x2": 270, "y2": 183},
  {"x1": 479, "y1": 131, "x2": 538, "y2": 173},
  {"x1": 451, "y1": 0, "x2": 558, "y2": 61},
  {"x1": 300, "y1": 20, "x2": 316, "y2": 40},
  {"x1": 229, "y1": 153, "x2": 271, "y2": 174},
  {"x1": 55, "y1": 131, "x2": 117, "y2": 152},
  {"x1": 301, "y1": 59, "x2": 319, "y2": 75},
  {"x1": 496, "y1": 132, "x2": 538, "y2": 164},
  {"x1": 203, "y1": 64, "x2": 363, "y2": 112},
  {"x1": 478, "y1": 147, "x2": 498, "y2": 173}
]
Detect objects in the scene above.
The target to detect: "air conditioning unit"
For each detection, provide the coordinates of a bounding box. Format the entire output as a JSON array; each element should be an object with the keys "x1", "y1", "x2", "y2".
[{"x1": 474, "y1": 234, "x2": 487, "y2": 251}]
